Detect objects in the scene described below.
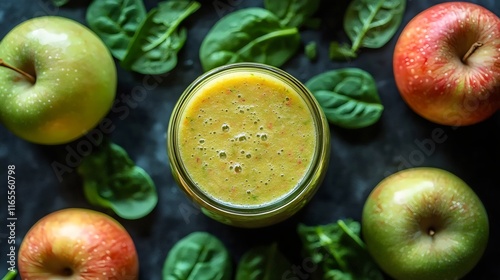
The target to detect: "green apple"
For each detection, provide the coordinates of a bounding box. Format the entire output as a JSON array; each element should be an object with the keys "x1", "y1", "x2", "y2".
[
  {"x1": 0, "y1": 16, "x2": 116, "y2": 145},
  {"x1": 362, "y1": 167, "x2": 489, "y2": 280}
]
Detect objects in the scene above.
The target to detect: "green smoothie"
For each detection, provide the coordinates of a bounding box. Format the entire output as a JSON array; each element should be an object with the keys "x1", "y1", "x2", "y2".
[{"x1": 178, "y1": 71, "x2": 317, "y2": 206}]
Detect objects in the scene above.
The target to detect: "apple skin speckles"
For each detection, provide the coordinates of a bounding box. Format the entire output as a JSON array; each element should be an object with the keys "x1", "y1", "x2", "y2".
[
  {"x1": 362, "y1": 167, "x2": 489, "y2": 280},
  {"x1": 393, "y1": 2, "x2": 500, "y2": 126},
  {"x1": 18, "y1": 208, "x2": 139, "y2": 280},
  {"x1": 0, "y1": 16, "x2": 117, "y2": 144}
]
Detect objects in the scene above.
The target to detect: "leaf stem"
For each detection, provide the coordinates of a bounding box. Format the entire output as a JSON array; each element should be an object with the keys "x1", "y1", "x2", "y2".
[
  {"x1": 234, "y1": 27, "x2": 299, "y2": 60},
  {"x1": 316, "y1": 227, "x2": 349, "y2": 271},
  {"x1": 143, "y1": 2, "x2": 200, "y2": 52},
  {"x1": 350, "y1": 0, "x2": 385, "y2": 53},
  {"x1": 0, "y1": 59, "x2": 36, "y2": 84},
  {"x1": 280, "y1": 2, "x2": 295, "y2": 27},
  {"x1": 1, "y1": 270, "x2": 17, "y2": 280},
  {"x1": 462, "y1": 42, "x2": 483, "y2": 63},
  {"x1": 337, "y1": 220, "x2": 365, "y2": 249}
]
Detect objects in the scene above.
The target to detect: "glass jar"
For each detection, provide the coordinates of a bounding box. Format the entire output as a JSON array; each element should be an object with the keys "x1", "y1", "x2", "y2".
[{"x1": 167, "y1": 63, "x2": 330, "y2": 228}]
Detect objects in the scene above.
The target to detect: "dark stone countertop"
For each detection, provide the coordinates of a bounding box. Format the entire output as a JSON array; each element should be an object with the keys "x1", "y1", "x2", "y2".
[{"x1": 0, "y1": 0, "x2": 499, "y2": 279}]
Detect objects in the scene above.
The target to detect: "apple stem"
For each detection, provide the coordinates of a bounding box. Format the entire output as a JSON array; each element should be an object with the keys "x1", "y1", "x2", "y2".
[
  {"x1": 462, "y1": 42, "x2": 484, "y2": 63},
  {"x1": 0, "y1": 58, "x2": 36, "y2": 84}
]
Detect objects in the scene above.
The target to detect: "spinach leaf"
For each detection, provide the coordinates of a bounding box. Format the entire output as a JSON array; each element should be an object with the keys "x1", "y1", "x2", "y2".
[
  {"x1": 77, "y1": 140, "x2": 158, "y2": 220},
  {"x1": 264, "y1": 0, "x2": 321, "y2": 28},
  {"x1": 1, "y1": 270, "x2": 17, "y2": 280},
  {"x1": 297, "y1": 220, "x2": 384, "y2": 280},
  {"x1": 199, "y1": 8, "x2": 300, "y2": 72},
  {"x1": 86, "y1": 0, "x2": 147, "y2": 60},
  {"x1": 236, "y1": 243, "x2": 291, "y2": 280},
  {"x1": 163, "y1": 232, "x2": 232, "y2": 280},
  {"x1": 121, "y1": 1, "x2": 200, "y2": 75},
  {"x1": 305, "y1": 68, "x2": 384, "y2": 129},
  {"x1": 329, "y1": 42, "x2": 357, "y2": 60},
  {"x1": 330, "y1": 0, "x2": 406, "y2": 60},
  {"x1": 51, "y1": 0, "x2": 69, "y2": 6},
  {"x1": 305, "y1": 41, "x2": 317, "y2": 61}
]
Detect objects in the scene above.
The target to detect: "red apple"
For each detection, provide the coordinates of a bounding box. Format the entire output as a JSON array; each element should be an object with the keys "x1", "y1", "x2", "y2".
[
  {"x1": 18, "y1": 208, "x2": 139, "y2": 280},
  {"x1": 393, "y1": 2, "x2": 500, "y2": 126}
]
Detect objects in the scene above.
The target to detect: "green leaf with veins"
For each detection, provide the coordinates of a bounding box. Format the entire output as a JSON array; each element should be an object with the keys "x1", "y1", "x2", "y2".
[
  {"x1": 86, "y1": 0, "x2": 147, "y2": 60},
  {"x1": 199, "y1": 8, "x2": 300, "y2": 72},
  {"x1": 77, "y1": 140, "x2": 157, "y2": 220},
  {"x1": 121, "y1": 0, "x2": 200, "y2": 74},
  {"x1": 345, "y1": 0, "x2": 406, "y2": 50},
  {"x1": 264, "y1": 0, "x2": 321, "y2": 28},
  {"x1": 330, "y1": 0, "x2": 406, "y2": 60},
  {"x1": 162, "y1": 232, "x2": 232, "y2": 280},
  {"x1": 236, "y1": 243, "x2": 291, "y2": 280},
  {"x1": 306, "y1": 68, "x2": 384, "y2": 129},
  {"x1": 297, "y1": 219, "x2": 384, "y2": 280}
]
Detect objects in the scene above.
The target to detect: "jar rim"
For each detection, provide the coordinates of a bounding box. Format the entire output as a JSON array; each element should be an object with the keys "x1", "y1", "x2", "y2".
[{"x1": 167, "y1": 62, "x2": 330, "y2": 219}]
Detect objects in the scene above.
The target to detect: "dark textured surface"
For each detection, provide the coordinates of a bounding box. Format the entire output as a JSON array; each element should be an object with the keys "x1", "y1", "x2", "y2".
[{"x1": 0, "y1": 0, "x2": 499, "y2": 279}]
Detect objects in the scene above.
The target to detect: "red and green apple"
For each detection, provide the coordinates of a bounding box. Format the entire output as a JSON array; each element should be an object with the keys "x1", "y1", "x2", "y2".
[
  {"x1": 18, "y1": 208, "x2": 139, "y2": 280},
  {"x1": 393, "y1": 2, "x2": 500, "y2": 126}
]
